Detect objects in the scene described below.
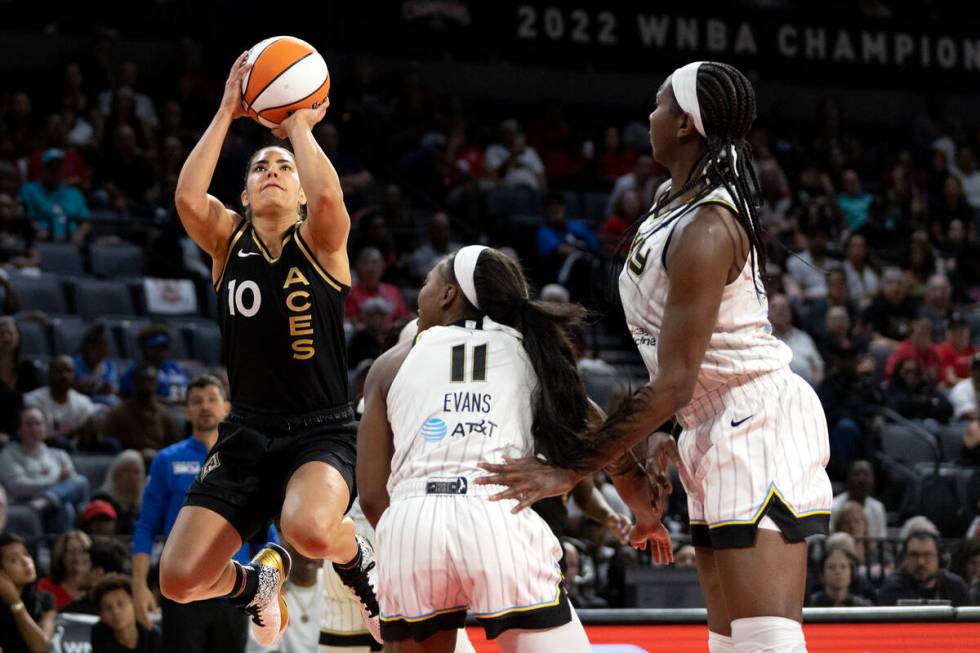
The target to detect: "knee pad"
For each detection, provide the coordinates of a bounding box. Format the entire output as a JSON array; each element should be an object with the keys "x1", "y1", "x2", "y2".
[{"x1": 731, "y1": 616, "x2": 807, "y2": 653}]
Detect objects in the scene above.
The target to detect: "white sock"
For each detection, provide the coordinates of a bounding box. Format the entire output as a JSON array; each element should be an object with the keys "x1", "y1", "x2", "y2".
[
  {"x1": 709, "y1": 630, "x2": 736, "y2": 652},
  {"x1": 731, "y1": 616, "x2": 807, "y2": 653}
]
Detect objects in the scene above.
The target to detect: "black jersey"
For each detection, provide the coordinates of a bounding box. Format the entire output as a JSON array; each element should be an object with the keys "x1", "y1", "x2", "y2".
[{"x1": 216, "y1": 220, "x2": 350, "y2": 416}]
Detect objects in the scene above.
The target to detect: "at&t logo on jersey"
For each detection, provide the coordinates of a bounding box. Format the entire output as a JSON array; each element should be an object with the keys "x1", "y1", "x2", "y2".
[{"x1": 421, "y1": 417, "x2": 448, "y2": 443}]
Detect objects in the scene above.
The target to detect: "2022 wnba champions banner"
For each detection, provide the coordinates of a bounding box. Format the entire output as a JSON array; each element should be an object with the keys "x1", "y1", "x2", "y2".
[{"x1": 327, "y1": 1, "x2": 980, "y2": 87}]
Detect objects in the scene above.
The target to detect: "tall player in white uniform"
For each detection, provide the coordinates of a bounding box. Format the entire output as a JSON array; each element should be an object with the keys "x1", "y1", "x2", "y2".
[
  {"x1": 480, "y1": 62, "x2": 832, "y2": 653},
  {"x1": 357, "y1": 246, "x2": 592, "y2": 652}
]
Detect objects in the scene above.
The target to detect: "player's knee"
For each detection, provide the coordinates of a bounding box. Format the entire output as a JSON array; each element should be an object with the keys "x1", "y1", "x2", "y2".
[
  {"x1": 159, "y1": 550, "x2": 213, "y2": 602},
  {"x1": 281, "y1": 509, "x2": 343, "y2": 558},
  {"x1": 159, "y1": 559, "x2": 197, "y2": 603}
]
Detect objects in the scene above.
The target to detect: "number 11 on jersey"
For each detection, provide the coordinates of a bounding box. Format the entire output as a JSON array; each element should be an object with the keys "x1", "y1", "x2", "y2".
[{"x1": 450, "y1": 344, "x2": 488, "y2": 382}]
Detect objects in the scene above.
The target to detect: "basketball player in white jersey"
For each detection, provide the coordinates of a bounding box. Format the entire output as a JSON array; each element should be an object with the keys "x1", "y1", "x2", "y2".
[
  {"x1": 479, "y1": 62, "x2": 832, "y2": 653},
  {"x1": 357, "y1": 246, "x2": 592, "y2": 652}
]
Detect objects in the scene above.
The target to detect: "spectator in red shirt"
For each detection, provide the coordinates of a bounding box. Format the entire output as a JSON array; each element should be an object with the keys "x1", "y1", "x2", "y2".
[
  {"x1": 934, "y1": 313, "x2": 979, "y2": 386},
  {"x1": 345, "y1": 247, "x2": 409, "y2": 326},
  {"x1": 596, "y1": 126, "x2": 636, "y2": 182},
  {"x1": 884, "y1": 318, "x2": 945, "y2": 384},
  {"x1": 599, "y1": 188, "x2": 642, "y2": 258}
]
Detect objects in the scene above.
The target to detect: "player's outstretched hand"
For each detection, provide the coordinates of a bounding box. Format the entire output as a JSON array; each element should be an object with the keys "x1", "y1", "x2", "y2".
[
  {"x1": 220, "y1": 51, "x2": 252, "y2": 120},
  {"x1": 476, "y1": 456, "x2": 582, "y2": 513},
  {"x1": 630, "y1": 517, "x2": 673, "y2": 565},
  {"x1": 606, "y1": 512, "x2": 632, "y2": 545},
  {"x1": 272, "y1": 100, "x2": 329, "y2": 140}
]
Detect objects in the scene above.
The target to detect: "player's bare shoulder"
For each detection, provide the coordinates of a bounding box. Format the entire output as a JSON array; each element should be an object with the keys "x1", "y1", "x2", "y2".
[{"x1": 366, "y1": 340, "x2": 414, "y2": 397}]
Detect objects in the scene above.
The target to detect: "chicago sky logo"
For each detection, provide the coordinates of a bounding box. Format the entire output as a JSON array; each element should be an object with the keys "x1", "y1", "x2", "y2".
[{"x1": 421, "y1": 418, "x2": 448, "y2": 443}]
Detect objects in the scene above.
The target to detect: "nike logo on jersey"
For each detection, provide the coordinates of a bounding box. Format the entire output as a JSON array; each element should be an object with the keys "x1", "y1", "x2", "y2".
[
  {"x1": 731, "y1": 415, "x2": 753, "y2": 428},
  {"x1": 238, "y1": 250, "x2": 261, "y2": 258}
]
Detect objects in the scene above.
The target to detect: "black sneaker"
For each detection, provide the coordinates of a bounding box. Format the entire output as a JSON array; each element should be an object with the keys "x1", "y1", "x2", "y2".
[
  {"x1": 244, "y1": 543, "x2": 291, "y2": 646},
  {"x1": 333, "y1": 535, "x2": 381, "y2": 643}
]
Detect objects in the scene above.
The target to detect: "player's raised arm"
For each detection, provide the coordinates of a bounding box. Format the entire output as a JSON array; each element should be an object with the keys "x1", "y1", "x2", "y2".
[
  {"x1": 174, "y1": 51, "x2": 249, "y2": 262},
  {"x1": 276, "y1": 102, "x2": 352, "y2": 286}
]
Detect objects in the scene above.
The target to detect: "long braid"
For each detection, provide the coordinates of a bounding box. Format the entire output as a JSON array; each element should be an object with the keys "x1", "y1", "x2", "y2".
[
  {"x1": 608, "y1": 62, "x2": 767, "y2": 300},
  {"x1": 691, "y1": 62, "x2": 767, "y2": 294}
]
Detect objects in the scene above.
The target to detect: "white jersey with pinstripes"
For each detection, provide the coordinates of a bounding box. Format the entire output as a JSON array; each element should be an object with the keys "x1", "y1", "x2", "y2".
[
  {"x1": 385, "y1": 318, "x2": 536, "y2": 496},
  {"x1": 376, "y1": 318, "x2": 568, "y2": 633},
  {"x1": 618, "y1": 185, "x2": 831, "y2": 547},
  {"x1": 618, "y1": 185, "x2": 792, "y2": 421}
]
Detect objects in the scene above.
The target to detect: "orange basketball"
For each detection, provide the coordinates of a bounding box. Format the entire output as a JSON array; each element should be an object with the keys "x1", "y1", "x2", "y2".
[{"x1": 241, "y1": 36, "x2": 330, "y2": 128}]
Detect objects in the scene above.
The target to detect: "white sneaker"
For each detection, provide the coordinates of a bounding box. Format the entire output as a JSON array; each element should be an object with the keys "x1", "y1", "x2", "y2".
[{"x1": 333, "y1": 535, "x2": 381, "y2": 643}]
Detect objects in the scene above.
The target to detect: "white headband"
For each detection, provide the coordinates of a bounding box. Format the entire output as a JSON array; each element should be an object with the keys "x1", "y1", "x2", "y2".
[
  {"x1": 453, "y1": 245, "x2": 487, "y2": 310},
  {"x1": 671, "y1": 61, "x2": 706, "y2": 137}
]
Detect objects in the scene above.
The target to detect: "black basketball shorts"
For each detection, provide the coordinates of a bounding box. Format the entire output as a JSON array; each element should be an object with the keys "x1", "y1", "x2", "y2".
[{"x1": 185, "y1": 405, "x2": 358, "y2": 541}]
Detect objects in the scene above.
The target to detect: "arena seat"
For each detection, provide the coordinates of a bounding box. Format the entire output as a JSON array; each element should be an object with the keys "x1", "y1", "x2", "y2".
[
  {"x1": 9, "y1": 275, "x2": 69, "y2": 314},
  {"x1": 36, "y1": 242, "x2": 86, "y2": 276},
  {"x1": 582, "y1": 191, "x2": 611, "y2": 224},
  {"x1": 90, "y1": 243, "x2": 145, "y2": 278},
  {"x1": 188, "y1": 322, "x2": 222, "y2": 365},
  {"x1": 71, "y1": 279, "x2": 136, "y2": 320},
  {"x1": 14, "y1": 319, "x2": 50, "y2": 356},
  {"x1": 51, "y1": 316, "x2": 120, "y2": 358},
  {"x1": 938, "y1": 422, "x2": 967, "y2": 460},
  {"x1": 880, "y1": 423, "x2": 940, "y2": 465},
  {"x1": 72, "y1": 454, "x2": 116, "y2": 490},
  {"x1": 485, "y1": 187, "x2": 539, "y2": 217},
  {"x1": 3, "y1": 505, "x2": 43, "y2": 541},
  {"x1": 560, "y1": 190, "x2": 583, "y2": 217}
]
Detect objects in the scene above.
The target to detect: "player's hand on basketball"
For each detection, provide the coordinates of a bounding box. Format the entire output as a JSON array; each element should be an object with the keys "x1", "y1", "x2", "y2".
[
  {"x1": 476, "y1": 455, "x2": 582, "y2": 513},
  {"x1": 132, "y1": 580, "x2": 158, "y2": 628},
  {"x1": 630, "y1": 517, "x2": 673, "y2": 565},
  {"x1": 272, "y1": 101, "x2": 329, "y2": 140},
  {"x1": 220, "y1": 51, "x2": 252, "y2": 120}
]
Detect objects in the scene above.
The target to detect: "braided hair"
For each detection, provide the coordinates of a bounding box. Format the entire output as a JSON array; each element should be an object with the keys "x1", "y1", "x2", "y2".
[{"x1": 644, "y1": 62, "x2": 766, "y2": 293}]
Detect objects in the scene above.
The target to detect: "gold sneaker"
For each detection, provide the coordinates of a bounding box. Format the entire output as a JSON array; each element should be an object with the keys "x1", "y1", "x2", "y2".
[{"x1": 244, "y1": 543, "x2": 292, "y2": 646}]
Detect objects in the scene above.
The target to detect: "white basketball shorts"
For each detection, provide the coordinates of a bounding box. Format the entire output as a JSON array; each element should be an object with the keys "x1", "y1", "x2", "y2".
[{"x1": 675, "y1": 369, "x2": 833, "y2": 548}]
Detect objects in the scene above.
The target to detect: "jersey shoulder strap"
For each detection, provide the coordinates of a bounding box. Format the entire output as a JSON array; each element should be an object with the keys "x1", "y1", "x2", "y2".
[{"x1": 214, "y1": 219, "x2": 250, "y2": 290}]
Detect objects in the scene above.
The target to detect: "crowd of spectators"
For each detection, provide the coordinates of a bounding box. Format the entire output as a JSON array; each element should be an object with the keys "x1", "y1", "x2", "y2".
[{"x1": 3, "y1": 25, "x2": 980, "y2": 653}]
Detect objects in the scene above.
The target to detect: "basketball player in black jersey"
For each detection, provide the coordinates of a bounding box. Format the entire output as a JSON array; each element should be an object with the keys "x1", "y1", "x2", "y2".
[{"x1": 158, "y1": 51, "x2": 380, "y2": 647}]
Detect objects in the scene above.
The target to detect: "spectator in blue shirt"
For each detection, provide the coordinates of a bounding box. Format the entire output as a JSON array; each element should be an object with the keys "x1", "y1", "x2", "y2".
[
  {"x1": 19, "y1": 148, "x2": 90, "y2": 241},
  {"x1": 73, "y1": 323, "x2": 120, "y2": 407},
  {"x1": 119, "y1": 325, "x2": 188, "y2": 404},
  {"x1": 536, "y1": 191, "x2": 598, "y2": 303},
  {"x1": 838, "y1": 169, "x2": 873, "y2": 232},
  {"x1": 131, "y1": 376, "x2": 272, "y2": 653}
]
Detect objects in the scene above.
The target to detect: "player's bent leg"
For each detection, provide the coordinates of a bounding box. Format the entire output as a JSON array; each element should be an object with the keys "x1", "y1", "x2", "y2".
[
  {"x1": 159, "y1": 506, "x2": 244, "y2": 603},
  {"x1": 495, "y1": 607, "x2": 591, "y2": 653},
  {"x1": 695, "y1": 546, "x2": 735, "y2": 651},
  {"x1": 281, "y1": 461, "x2": 356, "y2": 562},
  {"x1": 713, "y1": 529, "x2": 808, "y2": 653},
  {"x1": 282, "y1": 461, "x2": 381, "y2": 643}
]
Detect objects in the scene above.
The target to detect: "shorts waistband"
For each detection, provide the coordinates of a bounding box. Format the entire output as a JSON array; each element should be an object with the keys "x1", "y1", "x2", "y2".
[
  {"x1": 389, "y1": 476, "x2": 506, "y2": 500},
  {"x1": 676, "y1": 368, "x2": 789, "y2": 429},
  {"x1": 227, "y1": 403, "x2": 355, "y2": 433}
]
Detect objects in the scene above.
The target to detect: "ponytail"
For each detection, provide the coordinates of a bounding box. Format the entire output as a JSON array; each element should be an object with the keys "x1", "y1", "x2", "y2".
[{"x1": 450, "y1": 250, "x2": 592, "y2": 467}]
